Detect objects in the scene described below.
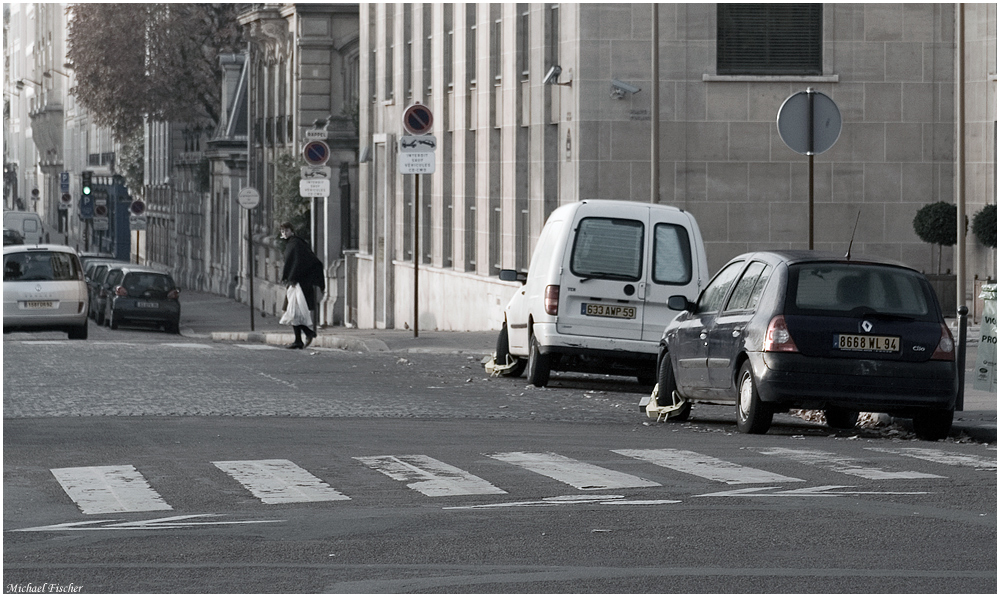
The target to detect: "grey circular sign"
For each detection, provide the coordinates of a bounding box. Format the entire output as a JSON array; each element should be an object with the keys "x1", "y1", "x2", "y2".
[
  {"x1": 777, "y1": 90, "x2": 842, "y2": 156},
  {"x1": 237, "y1": 187, "x2": 260, "y2": 210}
]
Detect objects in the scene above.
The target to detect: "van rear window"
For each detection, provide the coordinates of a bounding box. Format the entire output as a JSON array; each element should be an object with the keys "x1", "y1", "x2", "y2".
[
  {"x1": 787, "y1": 263, "x2": 936, "y2": 320},
  {"x1": 4, "y1": 251, "x2": 80, "y2": 282},
  {"x1": 570, "y1": 218, "x2": 643, "y2": 281},
  {"x1": 652, "y1": 224, "x2": 693, "y2": 285}
]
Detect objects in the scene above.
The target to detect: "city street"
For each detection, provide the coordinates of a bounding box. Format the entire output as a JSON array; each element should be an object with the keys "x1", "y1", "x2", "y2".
[{"x1": 4, "y1": 320, "x2": 996, "y2": 593}]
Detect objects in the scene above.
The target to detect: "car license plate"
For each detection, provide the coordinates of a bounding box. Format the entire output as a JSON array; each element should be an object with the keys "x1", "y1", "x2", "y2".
[
  {"x1": 23, "y1": 301, "x2": 54, "y2": 309},
  {"x1": 582, "y1": 303, "x2": 636, "y2": 319},
  {"x1": 137, "y1": 301, "x2": 159, "y2": 308},
  {"x1": 836, "y1": 334, "x2": 900, "y2": 353}
]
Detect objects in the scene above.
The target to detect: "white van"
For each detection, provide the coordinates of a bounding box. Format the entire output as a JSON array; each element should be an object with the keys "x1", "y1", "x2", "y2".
[
  {"x1": 3, "y1": 211, "x2": 44, "y2": 245},
  {"x1": 495, "y1": 199, "x2": 709, "y2": 387}
]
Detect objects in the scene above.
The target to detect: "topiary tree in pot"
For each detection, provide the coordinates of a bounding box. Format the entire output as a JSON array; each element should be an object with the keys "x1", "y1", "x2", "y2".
[
  {"x1": 972, "y1": 204, "x2": 997, "y2": 250},
  {"x1": 913, "y1": 201, "x2": 962, "y2": 274}
]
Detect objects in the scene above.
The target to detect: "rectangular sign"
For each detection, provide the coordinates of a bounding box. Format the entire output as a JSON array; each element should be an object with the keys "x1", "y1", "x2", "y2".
[
  {"x1": 60, "y1": 172, "x2": 70, "y2": 193},
  {"x1": 299, "y1": 178, "x2": 331, "y2": 197},
  {"x1": 399, "y1": 152, "x2": 436, "y2": 174},
  {"x1": 301, "y1": 166, "x2": 332, "y2": 179},
  {"x1": 304, "y1": 129, "x2": 328, "y2": 141},
  {"x1": 130, "y1": 214, "x2": 148, "y2": 231},
  {"x1": 399, "y1": 135, "x2": 437, "y2": 153}
]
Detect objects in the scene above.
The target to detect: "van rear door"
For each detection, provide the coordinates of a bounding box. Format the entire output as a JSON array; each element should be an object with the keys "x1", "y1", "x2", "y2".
[
  {"x1": 640, "y1": 210, "x2": 704, "y2": 342},
  {"x1": 555, "y1": 205, "x2": 648, "y2": 340}
]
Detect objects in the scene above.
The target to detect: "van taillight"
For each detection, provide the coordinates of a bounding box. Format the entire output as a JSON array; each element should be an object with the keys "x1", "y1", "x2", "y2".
[
  {"x1": 544, "y1": 285, "x2": 560, "y2": 316},
  {"x1": 931, "y1": 324, "x2": 955, "y2": 361},
  {"x1": 115, "y1": 286, "x2": 128, "y2": 297},
  {"x1": 763, "y1": 315, "x2": 798, "y2": 353}
]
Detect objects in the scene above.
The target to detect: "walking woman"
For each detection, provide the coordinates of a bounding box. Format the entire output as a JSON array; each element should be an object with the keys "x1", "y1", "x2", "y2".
[{"x1": 279, "y1": 222, "x2": 325, "y2": 348}]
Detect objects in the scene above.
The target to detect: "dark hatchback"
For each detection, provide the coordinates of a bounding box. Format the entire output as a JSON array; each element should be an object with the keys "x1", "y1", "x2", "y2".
[
  {"x1": 102, "y1": 265, "x2": 181, "y2": 333},
  {"x1": 643, "y1": 251, "x2": 958, "y2": 440}
]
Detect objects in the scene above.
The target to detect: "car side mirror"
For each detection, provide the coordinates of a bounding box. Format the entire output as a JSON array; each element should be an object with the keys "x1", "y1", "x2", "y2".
[
  {"x1": 499, "y1": 269, "x2": 527, "y2": 284},
  {"x1": 668, "y1": 295, "x2": 695, "y2": 312}
]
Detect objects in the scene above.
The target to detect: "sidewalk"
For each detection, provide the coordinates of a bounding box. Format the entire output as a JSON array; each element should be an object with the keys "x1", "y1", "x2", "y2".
[{"x1": 177, "y1": 289, "x2": 996, "y2": 443}]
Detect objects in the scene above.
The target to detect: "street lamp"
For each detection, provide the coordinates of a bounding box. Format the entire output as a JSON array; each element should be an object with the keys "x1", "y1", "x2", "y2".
[{"x1": 15, "y1": 78, "x2": 42, "y2": 89}]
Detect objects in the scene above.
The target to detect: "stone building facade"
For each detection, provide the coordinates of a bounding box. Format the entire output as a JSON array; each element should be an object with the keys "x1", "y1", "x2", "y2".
[{"x1": 356, "y1": 3, "x2": 996, "y2": 332}]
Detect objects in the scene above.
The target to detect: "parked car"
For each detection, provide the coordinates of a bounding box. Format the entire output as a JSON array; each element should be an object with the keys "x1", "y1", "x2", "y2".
[
  {"x1": 642, "y1": 251, "x2": 958, "y2": 440},
  {"x1": 3, "y1": 244, "x2": 89, "y2": 339},
  {"x1": 3, "y1": 211, "x2": 44, "y2": 244},
  {"x1": 85, "y1": 260, "x2": 126, "y2": 324},
  {"x1": 495, "y1": 199, "x2": 709, "y2": 387},
  {"x1": 102, "y1": 265, "x2": 181, "y2": 333},
  {"x1": 3, "y1": 227, "x2": 24, "y2": 246},
  {"x1": 79, "y1": 251, "x2": 116, "y2": 270}
]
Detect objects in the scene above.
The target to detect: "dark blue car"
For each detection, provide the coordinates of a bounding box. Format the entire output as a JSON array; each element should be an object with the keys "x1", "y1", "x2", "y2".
[
  {"x1": 102, "y1": 265, "x2": 181, "y2": 334},
  {"x1": 643, "y1": 251, "x2": 958, "y2": 440}
]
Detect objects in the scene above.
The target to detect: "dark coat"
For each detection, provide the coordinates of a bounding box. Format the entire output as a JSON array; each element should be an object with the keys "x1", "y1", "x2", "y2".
[{"x1": 282, "y1": 235, "x2": 325, "y2": 310}]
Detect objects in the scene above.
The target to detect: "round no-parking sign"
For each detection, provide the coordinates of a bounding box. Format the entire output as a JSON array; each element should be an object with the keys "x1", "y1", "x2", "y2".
[{"x1": 302, "y1": 141, "x2": 331, "y2": 166}]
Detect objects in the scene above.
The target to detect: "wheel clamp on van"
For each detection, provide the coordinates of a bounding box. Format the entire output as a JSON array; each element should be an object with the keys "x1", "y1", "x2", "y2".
[
  {"x1": 644, "y1": 383, "x2": 689, "y2": 422},
  {"x1": 484, "y1": 352, "x2": 518, "y2": 377}
]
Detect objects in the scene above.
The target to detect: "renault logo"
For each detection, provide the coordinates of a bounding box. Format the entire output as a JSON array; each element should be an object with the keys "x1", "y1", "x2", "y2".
[{"x1": 861, "y1": 320, "x2": 873, "y2": 333}]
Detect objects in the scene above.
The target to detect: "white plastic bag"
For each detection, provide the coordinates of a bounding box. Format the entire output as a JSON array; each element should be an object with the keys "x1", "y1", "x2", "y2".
[{"x1": 279, "y1": 283, "x2": 313, "y2": 327}]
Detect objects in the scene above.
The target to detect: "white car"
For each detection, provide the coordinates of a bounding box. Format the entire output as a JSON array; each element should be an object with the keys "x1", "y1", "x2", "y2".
[{"x1": 3, "y1": 244, "x2": 89, "y2": 339}]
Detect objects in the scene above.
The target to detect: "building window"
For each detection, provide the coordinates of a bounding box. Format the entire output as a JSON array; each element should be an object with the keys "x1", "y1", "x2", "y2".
[{"x1": 716, "y1": 4, "x2": 822, "y2": 76}]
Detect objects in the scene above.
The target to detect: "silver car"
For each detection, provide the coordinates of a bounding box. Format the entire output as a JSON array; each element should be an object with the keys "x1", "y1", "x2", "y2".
[{"x1": 3, "y1": 244, "x2": 89, "y2": 339}]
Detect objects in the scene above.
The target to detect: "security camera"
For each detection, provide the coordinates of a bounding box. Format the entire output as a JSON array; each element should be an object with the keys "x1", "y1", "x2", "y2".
[
  {"x1": 543, "y1": 65, "x2": 563, "y2": 86},
  {"x1": 610, "y1": 79, "x2": 641, "y2": 99}
]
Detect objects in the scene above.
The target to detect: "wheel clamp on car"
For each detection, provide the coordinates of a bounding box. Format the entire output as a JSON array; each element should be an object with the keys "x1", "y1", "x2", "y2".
[
  {"x1": 644, "y1": 383, "x2": 689, "y2": 422},
  {"x1": 484, "y1": 351, "x2": 519, "y2": 377}
]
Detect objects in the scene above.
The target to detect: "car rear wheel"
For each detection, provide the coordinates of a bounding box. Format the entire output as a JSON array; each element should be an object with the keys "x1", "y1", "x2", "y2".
[
  {"x1": 735, "y1": 361, "x2": 772, "y2": 434},
  {"x1": 67, "y1": 321, "x2": 88, "y2": 340},
  {"x1": 825, "y1": 408, "x2": 859, "y2": 430},
  {"x1": 526, "y1": 335, "x2": 551, "y2": 387},
  {"x1": 495, "y1": 324, "x2": 526, "y2": 377},
  {"x1": 912, "y1": 408, "x2": 953, "y2": 441},
  {"x1": 655, "y1": 353, "x2": 691, "y2": 421}
]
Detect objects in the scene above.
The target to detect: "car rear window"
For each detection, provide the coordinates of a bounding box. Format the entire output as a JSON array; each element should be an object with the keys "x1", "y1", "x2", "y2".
[
  {"x1": 788, "y1": 263, "x2": 935, "y2": 319},
  {"x1": 4, "y1": 251, "x2": 80, "y2": 282},
  {"x1": 570, "y1": 217, "x2": 644, "y2": 281},
  {"x1": 123, "y1": 272, "x2": 176, "y2": 298}
]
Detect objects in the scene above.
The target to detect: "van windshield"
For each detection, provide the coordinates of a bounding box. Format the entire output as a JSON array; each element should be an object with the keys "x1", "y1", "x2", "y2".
[
  {"x1": 4, "y1": 251, "x2": 80, "y2": 282},
  {"x1": 570, "y1": 217, "x2": 643, "y2": 281}
]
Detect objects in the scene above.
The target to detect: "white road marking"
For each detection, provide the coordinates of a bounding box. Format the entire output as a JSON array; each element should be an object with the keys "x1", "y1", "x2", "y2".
[
  {"x1": 353, "y1": 455, "x2": 507, "y2": 497},
  {"x1": 161, "y1": 343, "x2": 213, "y2": 349},
  {"x1": 13, "y1": 514, "x2": 285, "y2": 532},
  {"x1": 694, "y1": 485, "x2": 930, "y2": 498},
  {"x1": 756, "y1": 448, "x2": 945, "y2": 480},
  {"x1": 50, "y1": 465, "x2": 173, "y2": 515},
  {"x1": 487, "y1": 451, "x2": 660, "y2": 490},
  {"x1": 614, "y1": 448, "x2": 803, "y2": 484},
  {"x1": 235, "y1": 344, "x2": 280, "y2": 350},
  {"x1": 213, "y1": 459, "x2": 350, "y2": 504},
  {"x1": 865, "y1": 447, "x2": 997, "y2": 470}
]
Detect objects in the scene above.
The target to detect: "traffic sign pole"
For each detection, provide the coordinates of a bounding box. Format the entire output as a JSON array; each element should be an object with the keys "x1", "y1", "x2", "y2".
[{"x1": 238, "y1": 187, "x2": 261, "y2": 332}]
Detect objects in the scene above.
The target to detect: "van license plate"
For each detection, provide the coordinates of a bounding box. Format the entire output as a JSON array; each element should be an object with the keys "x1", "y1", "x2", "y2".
[
  {"x1": 836, "y1": 334, "x2": 900, "y2": 353},
  {"x1": 23, "y1": 301, "x2": 54, "y2": 309},
  {"x1": 583, "y1": 303, "x2": 636, "y2": 319},
  {"x1": 137, "y1": 301, "x2": 159, "y2": 308}
]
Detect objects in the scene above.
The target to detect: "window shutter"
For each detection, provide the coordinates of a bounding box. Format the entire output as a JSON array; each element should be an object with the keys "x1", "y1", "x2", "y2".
[{"x1": 717, "y1": 4, "x2": 822, "y2": 76}]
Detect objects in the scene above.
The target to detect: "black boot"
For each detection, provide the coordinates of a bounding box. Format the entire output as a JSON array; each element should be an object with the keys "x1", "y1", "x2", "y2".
[{"x1": 287, "y1": 326, "x2": 305, "y2": 349}]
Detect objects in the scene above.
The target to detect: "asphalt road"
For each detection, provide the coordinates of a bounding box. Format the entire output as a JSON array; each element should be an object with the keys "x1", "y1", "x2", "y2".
[{"x1": 4, "y1": 327, "x2": 997, "y2": 593}]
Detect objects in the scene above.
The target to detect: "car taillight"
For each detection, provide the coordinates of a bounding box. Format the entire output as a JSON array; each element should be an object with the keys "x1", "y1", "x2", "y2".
[
  {"x1": 544, "y1": 285, "x2": 559, "y2": 316},
  {"x1": 168, "y1": 289, "x2": 179, "y2": 300},
  {"x1": 115, "y1": 286, "x2": 128, "y2": 297},
  {"x1": 763, "y1": 315, "x2": 799, "y2": 352},
  {"x1": 931, "y1": 324, "x2": 955, "y2": 361}
]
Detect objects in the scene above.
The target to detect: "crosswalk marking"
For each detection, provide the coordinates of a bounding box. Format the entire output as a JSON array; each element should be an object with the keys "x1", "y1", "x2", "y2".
[
  {"x1": 353, "y1": 455, "x2": 507, "y2": 497},
  {"x1": 865, "y1": 447, "x2": 997, "y2": 470},
  {"x1": 613, "y1": 449, "x2": 803, "y2": 484},
  {"x1": 487, "y1": 452, "x2": 660, "y2": 490},
  {"x1": 756, "y1": 448, "x2": 946, "y2": 480},
  {"x1": 213, "y1": 460, "x2": 350, "y2": 504},
  {"x1": 50, "y1": 465, "x2": 173, "y2": 515}
]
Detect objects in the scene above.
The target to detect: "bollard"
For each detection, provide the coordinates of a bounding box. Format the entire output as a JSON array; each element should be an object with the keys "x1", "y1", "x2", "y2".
[{"x1": 956, "y1": 305, "x2": 968, "y2": 411}]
